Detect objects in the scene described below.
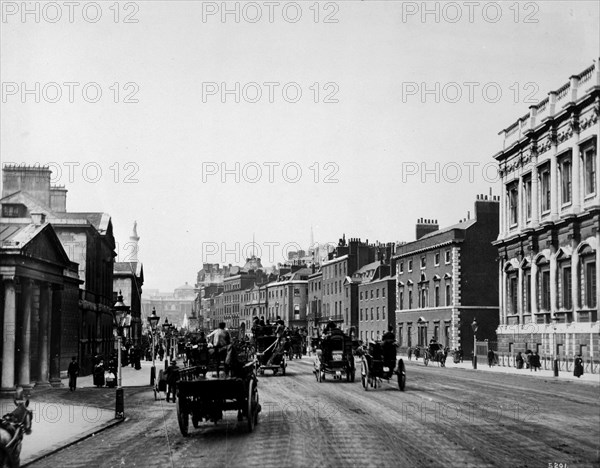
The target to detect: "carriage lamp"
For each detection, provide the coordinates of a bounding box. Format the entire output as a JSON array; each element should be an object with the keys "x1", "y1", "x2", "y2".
[
  {"x1": 471, "y1": 318, "x2": 478, "y2": 370},
  {"x1": 112, "y1": 291, "x2": 130, "y2": 419},
  {"x1": 147, "y1": 308, "x2": 160, "y2": 385}
]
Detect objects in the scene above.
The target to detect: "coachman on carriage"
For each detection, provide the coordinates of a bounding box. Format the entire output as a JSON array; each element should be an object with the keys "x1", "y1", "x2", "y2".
[
  {"x1": 313, "y1": 323, "x2": 355, "y2": 382},
  {"x1": 175, "y1": 339, "x2": 260, "y2": 436}
]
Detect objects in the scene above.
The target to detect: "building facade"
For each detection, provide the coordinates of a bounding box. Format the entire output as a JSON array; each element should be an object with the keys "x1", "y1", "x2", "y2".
[
  {"x1": 395, "y1": 197, "x2": 500, "y2": 357},
  {"x1": 307, "y1": 270, "x2": 323, "y2": 337},
  {"x1": 1, "y1": 165, "x2": 116, "y2": 376},
  {"x1": 357, "y1": 262, "x2": 396, "y2": 343},
  {"x1": 494, "y1": 59, "x2": 600, "y2": 359}
]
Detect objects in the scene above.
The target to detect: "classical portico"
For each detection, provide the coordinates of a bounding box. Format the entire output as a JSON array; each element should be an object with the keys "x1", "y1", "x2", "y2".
[{"x1": 0, "y1": 222, "x2": 80, "y2": 395}]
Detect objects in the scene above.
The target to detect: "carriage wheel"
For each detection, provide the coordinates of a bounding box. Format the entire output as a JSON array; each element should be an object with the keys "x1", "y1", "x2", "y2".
[
  {"x1": 397, "y1": 359, "x2": 406, "y2": 391},
  {"x1": 247, "y1": 379, "x2": 258, "y2": 432},
  {"x1": 176, "y1": 398, "x2": 189, "y2": 437},
  {"x1": 361, "y1": 357, "x2": 369, "y2": 391}
]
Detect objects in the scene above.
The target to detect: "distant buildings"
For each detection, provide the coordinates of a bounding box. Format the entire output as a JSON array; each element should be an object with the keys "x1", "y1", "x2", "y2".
[
  {"x1": 142, "y1": 283, "x2": 195, "y2": 328},
  {"x1": 356, "y1": 261, "x2": 396, "y2": 343},
  {"x1": 395, "y1": 196, "x2": 500, "y2": 357},
  {"x1": 494, "y1": 59, "x2": 599, "y2": 359}
]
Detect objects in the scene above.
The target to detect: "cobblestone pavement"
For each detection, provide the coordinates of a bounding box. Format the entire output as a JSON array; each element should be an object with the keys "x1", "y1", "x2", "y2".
[{"x1": 28, "y1": 358, "x2": 600, "y2": 468}]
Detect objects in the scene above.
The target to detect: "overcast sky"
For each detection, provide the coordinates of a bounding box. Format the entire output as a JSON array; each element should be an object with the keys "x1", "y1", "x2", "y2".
[{"x1": 1, "y1": 0, "x2": 598, "y2": 291}]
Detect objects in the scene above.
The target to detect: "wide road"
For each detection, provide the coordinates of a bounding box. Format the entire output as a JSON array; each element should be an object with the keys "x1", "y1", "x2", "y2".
[{"x1": 31, "y1": 358, "x2": 599, "y2": 468}]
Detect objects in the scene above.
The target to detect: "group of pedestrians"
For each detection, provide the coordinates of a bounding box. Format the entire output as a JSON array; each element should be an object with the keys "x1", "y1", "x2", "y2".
[{"x1": 514, "y1": 351, "x2": 541, "y2": 371}]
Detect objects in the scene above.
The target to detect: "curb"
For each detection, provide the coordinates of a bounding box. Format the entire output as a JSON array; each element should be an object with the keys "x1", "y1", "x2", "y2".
[{"x1": 21, "y1": 416, "x2": 127, "y2": 467}]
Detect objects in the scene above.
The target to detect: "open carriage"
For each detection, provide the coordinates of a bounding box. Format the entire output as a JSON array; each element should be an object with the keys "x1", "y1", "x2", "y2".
[
  {"x1": 360, "y1": 341, "x2": 406, "y2": 391},
  {"x1": 255, "y1": 335, "x2": 287, "y2": 375},
  {"x1": 175, "y1": 341, "x2": 260, "y2": 436},
  {"x1": 313, "y1": 331, "x2": 356, "y2": 382}
]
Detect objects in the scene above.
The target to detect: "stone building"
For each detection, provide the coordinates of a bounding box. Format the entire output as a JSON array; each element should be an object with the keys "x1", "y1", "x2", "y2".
[
  {"x1": 265, "y1": 268, "x2": 311, "y2": 329},
  {"x1": 1, "y1": 219, "x2": 81, "y2": 393},
  {"x1": 494, "y1": 59, "x2": 600, "y2": 359},
  {"x1": 307, "y1": 269, "x2": 323, "y2": 337},
  {"x1": 395, "y1": 196, "x2": 500, "y2": 357},
  {"x1": 1, "y1": 165, "x2": 116, "y2": 376},
  {"x1": 142, "y1": 282, "x2": 196, "y2": 328},
  {"x1": 356, "y1": 262, "x2": 396, "y2": 343}
]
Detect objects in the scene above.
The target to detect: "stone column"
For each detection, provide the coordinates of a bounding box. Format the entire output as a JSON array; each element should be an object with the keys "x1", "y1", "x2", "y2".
[
  {"x1": 1, "y1": 278, "x2": 17, "y2": 393},
  {"x1": 550, "y1": 248, "x2": 558, "y2": 317},
  {"x1": 531, "y1": 262, "x2": 538, "y2": 317},
  {"x1": 572, "y1": 248, "x2": 580, "y2": 323},
  {"x1": 517, "y1": 264, "x2": 524, "y2": 321},
  {"x1": 17, "y1": 279, "x2": 34, "y2": 388},
  {"x1": 550, "y1": 140, "x2": 559, "y2": 221},
  {"x1": 498, "y1": 261, "x2": 505, "y2": 325},
  {"x1": 596, "y1": 228, "x2": 600, "y2": 316},
  {"x1": 531, "y1": 159, "x2": 539, "y2": 227},
  {"x1": 37, "y1": 282, "x2": 52, "y2": 386},
  {"x1": 572, "y1": 138, "x2": 581, "y2": 212},
  {"x1": 502, "y1": 267, "x2": 508, "y2": 320}
]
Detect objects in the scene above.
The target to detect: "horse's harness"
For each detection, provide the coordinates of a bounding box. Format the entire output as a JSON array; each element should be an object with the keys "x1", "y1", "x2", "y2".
[{"x1": 0, "y1": 403, "x2": 32, "y2": 450}]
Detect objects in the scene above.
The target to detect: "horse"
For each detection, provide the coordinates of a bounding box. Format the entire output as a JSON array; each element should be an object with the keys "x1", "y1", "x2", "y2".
[{"x1": 0, "y1": 388, "x2": 33, "y2": 468}]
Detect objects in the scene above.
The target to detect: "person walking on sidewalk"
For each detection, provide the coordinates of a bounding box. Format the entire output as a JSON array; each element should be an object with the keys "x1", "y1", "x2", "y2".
[
  {"x1": 487, "y1": 349, "x2": 495, "y2": 367},
  {"x1": 516, "y1": 352, "x2": 524, "y2": 369},
  {"x1": 574, "y1": 354, "x2": 584, "y2": 378},
  {"x1": 531, "y1": 351, "x2": 541, "y2": 371},
  {"x1": 67, "y1": 356, "x2": 80, "y2": 391}
]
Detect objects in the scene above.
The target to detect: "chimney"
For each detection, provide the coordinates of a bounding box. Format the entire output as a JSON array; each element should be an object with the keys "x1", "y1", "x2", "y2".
[
  {"x1": 416, "y1": 218, "x2": 439, "y2": 240},
  {"x1": 2, "y1": 165, "x2": 52, "y2": 207},
  {"x1": 31, "y1": 212, "x2": 46, "y2": 226},
  {"x1": 50, "y1": 185, "x2": 68, "y2": 213}
]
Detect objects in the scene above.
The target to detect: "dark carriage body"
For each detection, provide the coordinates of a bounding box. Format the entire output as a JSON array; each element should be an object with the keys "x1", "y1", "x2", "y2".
[
  {"x1": 255, "y1": 335, "x2": 287, "y2": 375},
  {"x1": 360, "y1": 341, "x2": 406, "y2": 391},
  {"x1": 313, "y1": 332, "x2": 356, "y2": 382},
  {"x1": 174, "y1": 343, "x2": 260, "y2": 436}
]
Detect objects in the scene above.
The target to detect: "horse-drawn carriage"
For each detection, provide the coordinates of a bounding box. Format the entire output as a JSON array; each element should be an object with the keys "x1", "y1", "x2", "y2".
[
  {"x1": 175, "y1": 341, "x2": 260, "y2": 436},
  {"x1": 360, "y1": 341, "x2": 406, "y2": 391},
  {"x1": 421, "y1": 343, "x2": 448, "y2": 367},
  {"x1": 255, "y1": 335, "x2": 287, "y2": 375},
  {"x1": 313, "y1": 331, "x2": 356, "y2": 382},
  {"x1": 0, "y1": 388, "x2": 33, "y2": 468}
]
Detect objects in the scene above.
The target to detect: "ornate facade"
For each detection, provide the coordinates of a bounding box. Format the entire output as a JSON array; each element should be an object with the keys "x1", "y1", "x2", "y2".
[{"x1": 494, "y1": 59, "x2": 600, "y2": 359}]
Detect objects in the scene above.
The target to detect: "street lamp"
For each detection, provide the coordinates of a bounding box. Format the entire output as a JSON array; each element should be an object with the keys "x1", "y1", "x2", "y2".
[
  {"x1": 551, "y1": 315, "x2": 559, "y2": 377},
  {"x1": 112, "y1": 291, "x2": 130, "y2": 419},
  {"x1": 471, "y1": 318, "x2": 478, "y2": 370},
  {"x1": 147, "y1": 307, "x2": 160, "y2": 385}
]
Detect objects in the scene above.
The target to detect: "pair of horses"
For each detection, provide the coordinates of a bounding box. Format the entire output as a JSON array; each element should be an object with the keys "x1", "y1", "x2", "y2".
[{"x1": 0, "y1": 388, "x2": 33, "y2": 467}]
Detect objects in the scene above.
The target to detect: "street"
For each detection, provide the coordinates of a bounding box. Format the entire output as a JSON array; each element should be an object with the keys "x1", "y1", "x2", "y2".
[{"x1": 29, "y1": 358, "x2": 599, "y2": 468}]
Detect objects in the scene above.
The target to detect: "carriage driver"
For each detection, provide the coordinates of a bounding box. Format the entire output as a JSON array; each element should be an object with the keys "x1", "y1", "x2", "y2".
[
  {"x1": 382, "y1": 326, "x2": 395, "y2": 342},
  {"x1": 207, "y1": 322, "x2": 231, "y2": 360}
]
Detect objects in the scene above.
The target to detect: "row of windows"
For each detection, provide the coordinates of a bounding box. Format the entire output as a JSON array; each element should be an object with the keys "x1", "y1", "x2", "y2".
[
  {"x1": 359, "y1": 287, "x2": 386, "y2": 300},
  {"x1": 508, "y1": 144, "x2": 596, "y2": 227},
  {"x1": 506, "y1": 258, "x2": 597, "y2": 314},
  {"x1": 310, "y1": 281, "x2": 322, "y2": 292},
  {"x1": 359, "y1": 305, "x2": 386, "y2": 321},
  {"x1": 398, "y1": 250, "x2": 451, "y2": 274},
  {"x1": 396, "y1": 323, "x2": 451, "y2": 348},
  {"x1": 398, "y1": 283, "x2": 452, "y2": 310},
  {"x1": 323, "y1": 262, "x2": 347, "y2": 279}
]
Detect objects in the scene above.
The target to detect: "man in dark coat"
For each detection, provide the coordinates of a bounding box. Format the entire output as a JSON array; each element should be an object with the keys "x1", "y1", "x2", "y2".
[
  {"x1": 67, "y1": 356, "x2": 80, "y2": 391},
  {"x1": 574, "y1": 354, "x2": 584, "y2": 378},
  {"x1": 165, "y1": 360, "x2": 180, "y2": 403}
]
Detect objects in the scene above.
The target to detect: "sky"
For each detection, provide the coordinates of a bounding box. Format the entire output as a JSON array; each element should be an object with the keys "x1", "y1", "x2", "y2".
[{"x1": 1, "y1": 0, "x2": 599, "y2": 291}]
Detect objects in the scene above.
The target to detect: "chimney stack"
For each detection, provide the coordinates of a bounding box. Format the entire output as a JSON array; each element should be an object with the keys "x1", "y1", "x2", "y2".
[
  {"x1": 415, "y1": 218, "x2": 439, "y2": 240},
  {"x1": 31, "y1": 212, "x2": 46, "y2": 226}
]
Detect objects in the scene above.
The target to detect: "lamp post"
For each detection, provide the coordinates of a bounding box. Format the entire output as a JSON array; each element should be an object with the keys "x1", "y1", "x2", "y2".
[
  {"x1": 471, "y1": 318, "x2": 478, "y2": 370},
  {"x1": 147, "y1": 307, "x2": 160, "y2": 385},
  {"x1": 552, "y1": 315, "x2": 559, "y2": 377},
  {"x1": 112, "y1": 291, "x2": 130, "y2": 419}
]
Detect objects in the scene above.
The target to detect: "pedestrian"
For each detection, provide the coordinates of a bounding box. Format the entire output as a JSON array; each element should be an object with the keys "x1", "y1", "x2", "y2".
[
  {"x1": 574, "y1": 354, "x2": 584, "y2": 378},
  {"x1": 407, "y1": 347, "x2": 413, "y2": 360},
  {"x1": 487, "y1": 349, "x2": 495, "y2": 367},
  {"x1": 516, "y1": 352, "x2": 524, "y2": 369},
  {"x1": 458, "y1": 346, "x2": 463, "y2": 363},
  {"x1": 165, "y1": 360, "x2": 180, "y2": 403},
  {"x1": 67, "y1": 356, "x2": 79, "y2": 391},
  {"x1": 531, "y1": 351, "x2": 541, "y2": 371},
  {"x1": 93, "y1": 360, "x2": 105, "y2": 387}
]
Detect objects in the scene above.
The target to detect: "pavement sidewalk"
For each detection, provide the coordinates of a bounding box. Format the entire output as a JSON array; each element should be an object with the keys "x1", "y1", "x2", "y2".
[
  {"x1": 1, "y1": 360, "x2": 159, "y2": 466},
  {"x1": 402, "y1": 354, "x2": 600, "y2": 384}
]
